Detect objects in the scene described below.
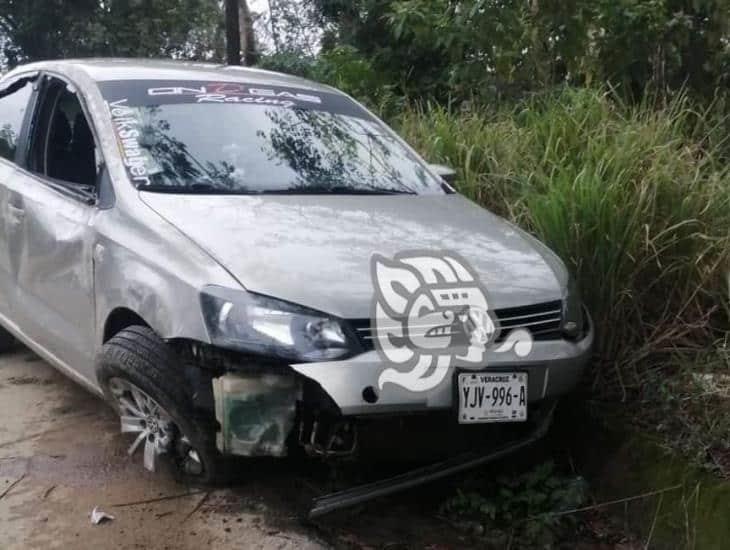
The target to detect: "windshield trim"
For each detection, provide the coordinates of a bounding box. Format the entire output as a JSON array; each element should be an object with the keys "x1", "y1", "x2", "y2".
[{"x1": 137, "y1": 184, "x2": 419, "y2": 196}]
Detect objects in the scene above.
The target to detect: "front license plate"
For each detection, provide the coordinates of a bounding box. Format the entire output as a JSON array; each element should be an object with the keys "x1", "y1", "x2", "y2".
[{"x1": 457, "y1": 372, "x2": 528, "y2": 424}]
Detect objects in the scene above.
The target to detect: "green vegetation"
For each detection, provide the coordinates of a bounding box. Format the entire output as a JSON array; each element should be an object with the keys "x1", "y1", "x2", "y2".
[
  {"x1": 0, "y1": 0, "x2": 224, "y2": 65},
  {"x1": 396, "y1": 89, "x2": 729, "y2": 397},
  {"x1": 312, "y1": 0, "x2": 730, "y2": 103},
  {"x1": 625, "y1": 346, "x2": 730, "y2": 476},
  {"x1": 587, "y1": 431, "x2": 730, "y2": 549},
  {"x1": 440, "y1": 461, "x2": 588, "y2": 547}
]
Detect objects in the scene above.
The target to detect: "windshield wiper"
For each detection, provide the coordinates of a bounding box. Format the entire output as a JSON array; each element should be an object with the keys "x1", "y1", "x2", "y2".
[{"x1": 260, "y1": 185, "x2": 417, "y2": 195}]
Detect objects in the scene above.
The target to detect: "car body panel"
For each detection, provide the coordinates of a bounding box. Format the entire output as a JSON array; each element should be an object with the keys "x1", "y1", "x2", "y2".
[
  {"x1": 0, "y1": 161, "x2": 18, "y2": 314},
  {"x1": 91, "y1": 201, "x2": 237, "y2": 352},
  {"x1": 55, "y1": 58, "x2": 335, "y2": 92},
  {"x1": 4, "y1": 167, "x2": 97, "y2": 381},
  {"x1": 139, "y1": 192, "x2": 567, "y2": 319}
]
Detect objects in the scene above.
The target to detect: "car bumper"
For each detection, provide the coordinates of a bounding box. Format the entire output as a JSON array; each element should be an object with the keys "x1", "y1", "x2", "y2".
[{"x1": 291, "y1": 318, "x2": 594, "y2": 416}]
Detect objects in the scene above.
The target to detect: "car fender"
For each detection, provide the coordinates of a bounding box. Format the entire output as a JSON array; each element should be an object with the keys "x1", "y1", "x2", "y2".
[{"x1": 92, "y1": 200, "x2": 242, "y2": 352}]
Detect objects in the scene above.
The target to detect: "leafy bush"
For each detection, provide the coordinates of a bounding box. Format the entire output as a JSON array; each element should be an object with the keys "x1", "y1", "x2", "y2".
[
  {"x1": 259, "y1": 46, "x2": 403, "y2": 116},
  {"x1": 311, "y1": 46, "x2": 402, "y2": 115},
  {"x1": 398, "y1": 88, "x2": 730, "y2": 396},
  {"x1": 321, "y1": 0, "x2": 730, "y2": 103},
  {"x1": 440, "y1": 461, "x2": 588, "y2": 547},
  {"x1": 256, "y1": 51, "x2": 319, "y2": 79}
]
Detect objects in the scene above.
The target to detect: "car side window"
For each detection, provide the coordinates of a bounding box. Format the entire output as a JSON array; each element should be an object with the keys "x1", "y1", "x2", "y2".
[
  {"x1": 28, "y1": 77, "x2": 101, "y2": 193},
  {"x1": 0, "y1": 78, "x2": 34, "y2": 162}
]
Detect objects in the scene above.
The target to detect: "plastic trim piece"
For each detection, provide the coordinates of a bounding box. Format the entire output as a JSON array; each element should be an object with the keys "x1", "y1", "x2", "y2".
[{"x1": 307, "y1": 402, "x2": 556, "y2": 518}]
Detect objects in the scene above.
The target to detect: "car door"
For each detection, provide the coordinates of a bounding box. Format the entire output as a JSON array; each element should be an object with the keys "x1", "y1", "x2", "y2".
[
  {"x1": 6, "y1": 74, "x2": 102, "y2": 383},
  {"x1": 0, "y1": 74, "x2": 37, "y2": 319}
]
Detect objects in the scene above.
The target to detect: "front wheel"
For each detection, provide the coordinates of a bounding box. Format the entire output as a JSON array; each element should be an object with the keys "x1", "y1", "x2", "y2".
[{"x1": 97, "y1": 325, "x2": 221, "y2": 484}]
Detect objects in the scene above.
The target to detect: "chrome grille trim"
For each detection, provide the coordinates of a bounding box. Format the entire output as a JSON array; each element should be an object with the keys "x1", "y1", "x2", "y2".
[{"x1": 349, "y1": 300, "x2": 564, "y2": 349}]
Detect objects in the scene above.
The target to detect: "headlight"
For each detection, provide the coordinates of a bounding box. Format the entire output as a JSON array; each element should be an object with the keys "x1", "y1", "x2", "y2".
[
  {"x1": 200, "y1": 286, "x2": 353, "y2": 361},
  {"x1": 561, "y1": 276, "x2": 584, "y2": 339}
]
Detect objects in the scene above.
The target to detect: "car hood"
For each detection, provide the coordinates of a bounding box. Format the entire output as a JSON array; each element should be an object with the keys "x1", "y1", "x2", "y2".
[{"x1": 140, "y1": 193, "x2": 567, "y2": 319}]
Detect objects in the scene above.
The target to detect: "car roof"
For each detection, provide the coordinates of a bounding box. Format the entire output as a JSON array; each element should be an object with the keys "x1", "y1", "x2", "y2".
[{"x1": 6, "y1": 58, "x2": 338, "y2": 94}]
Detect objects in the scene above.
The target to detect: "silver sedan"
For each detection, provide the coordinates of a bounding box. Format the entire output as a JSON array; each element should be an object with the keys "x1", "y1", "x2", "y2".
[{"x1": 0, "y1": 59, "x2": 593, "y2": 485}]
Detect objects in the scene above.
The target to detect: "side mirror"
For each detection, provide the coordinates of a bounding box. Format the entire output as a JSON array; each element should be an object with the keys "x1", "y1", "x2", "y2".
[{"x1": 428, "y1": 163, "x2": 457, "y2": 185}]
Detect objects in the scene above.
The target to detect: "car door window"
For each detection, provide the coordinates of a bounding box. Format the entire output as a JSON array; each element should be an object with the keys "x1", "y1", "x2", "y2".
[
  {"x1": 28, "y1": 77, "x2": 101, "y2": 195},
  {"x1": 0, "y1": 78, "x2": 34, "y2": 162}
]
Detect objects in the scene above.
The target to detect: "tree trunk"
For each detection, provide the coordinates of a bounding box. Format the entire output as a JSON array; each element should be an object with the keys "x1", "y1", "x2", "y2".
[
  {"x1": 239, "y1": 0, "x2": 258, "y2": 66},
  {"x1": 225, "y1": 0, "x2": 241, "y2": 65},
  {"x1": 266, "y1": 0, "x2": 280, "y2": 54}
]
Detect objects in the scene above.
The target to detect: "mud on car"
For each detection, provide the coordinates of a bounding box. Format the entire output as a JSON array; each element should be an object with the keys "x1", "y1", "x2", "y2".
[{"x1": 0, "y1": 59, "x2": 593, "y2": 506}]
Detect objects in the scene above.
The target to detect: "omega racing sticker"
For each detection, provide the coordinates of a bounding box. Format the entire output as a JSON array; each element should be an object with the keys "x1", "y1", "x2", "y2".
[
  {"x1": 98, "y1": 79, "x2": 369, "y2": 116},
  {"x1": 147, "y1": 82, "x2": 322, "y2": 107}
]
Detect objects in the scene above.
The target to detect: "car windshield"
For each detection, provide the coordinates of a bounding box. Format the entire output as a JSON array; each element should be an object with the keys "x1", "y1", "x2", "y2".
[{"x1": 99, "y1": 80, "x2": 445, "y2": 195}]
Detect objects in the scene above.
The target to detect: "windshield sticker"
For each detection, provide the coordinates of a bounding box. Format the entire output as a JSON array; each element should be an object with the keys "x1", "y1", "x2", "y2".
[
  {"x1": 98, "y1": 80, "x2": 369, "y2": 119},
  {"x1": 147, "y1": 83, "x2": 322, "y2": 107},
  {"x1": 107, "y1": 98, "x2": 152, "y2": 186}
]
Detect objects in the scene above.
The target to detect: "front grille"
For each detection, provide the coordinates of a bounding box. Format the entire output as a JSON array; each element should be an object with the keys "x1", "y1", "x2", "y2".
[
  {"x1": 350, "y1": 299, "x2": 563, "y2": 351},
  {"x1": 492, "y1": 300, "x2": 563, "y2": 342}
]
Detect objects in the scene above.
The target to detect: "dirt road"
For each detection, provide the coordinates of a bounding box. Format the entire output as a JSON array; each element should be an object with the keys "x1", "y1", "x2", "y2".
[
  {"x1": 0, "y1": 346, "x2": 485, "y2": 549},
  {"x1": 0, "y1": 346, "x2": 325, "y2": 549}
]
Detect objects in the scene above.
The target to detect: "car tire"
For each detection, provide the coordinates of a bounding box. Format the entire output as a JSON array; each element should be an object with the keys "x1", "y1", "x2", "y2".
[
  {"x1": 96, "y1": 325, "x2": 222, "y2": 484},
  {"x1": 0, "y1": 325, "x2": 15, "y2": 353}
]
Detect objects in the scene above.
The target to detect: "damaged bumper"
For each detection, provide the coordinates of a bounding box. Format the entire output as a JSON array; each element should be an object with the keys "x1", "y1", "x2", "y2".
[
  {"x1": 209, "y1": 322, "x2": 592, "y2": 458},
  {"x1": 290, "y1": 329, "x2": 593, "y2": 416}
]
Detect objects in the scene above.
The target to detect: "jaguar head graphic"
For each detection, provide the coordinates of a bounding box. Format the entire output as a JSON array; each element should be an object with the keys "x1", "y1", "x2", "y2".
[{"x1": 370, "y1": 251, "x2": 500, "y2": 392}]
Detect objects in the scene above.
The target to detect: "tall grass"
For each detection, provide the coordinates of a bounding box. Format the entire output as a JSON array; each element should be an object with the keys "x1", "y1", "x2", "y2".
[{"x1": 397, "y1": 88, "x2": 730, "y2": 397}]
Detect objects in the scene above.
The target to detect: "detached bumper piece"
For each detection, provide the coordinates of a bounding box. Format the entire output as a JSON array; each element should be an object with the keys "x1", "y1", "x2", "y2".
[{"x1": 307, "y1": 403, "x2": 556, "y2": 519}]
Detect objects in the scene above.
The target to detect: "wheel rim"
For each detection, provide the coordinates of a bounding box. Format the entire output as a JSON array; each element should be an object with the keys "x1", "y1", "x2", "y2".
[{"x1": 108, "y1": 377, "x2": 203, "y2": 475}]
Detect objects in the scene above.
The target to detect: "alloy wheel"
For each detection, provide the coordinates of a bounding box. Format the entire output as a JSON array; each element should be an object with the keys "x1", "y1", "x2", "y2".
[{"x1": 108, "y1": 377, "x2": 203, "y2": 475}]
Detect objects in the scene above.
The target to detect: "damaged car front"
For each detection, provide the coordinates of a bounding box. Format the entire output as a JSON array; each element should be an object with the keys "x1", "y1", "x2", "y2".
[
  {"x1": 0, "y1": 60, "x2": 592, "y2": 502},
  {"x1": 96, "y1": 65, "x2": 594, "y2": 476}
]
